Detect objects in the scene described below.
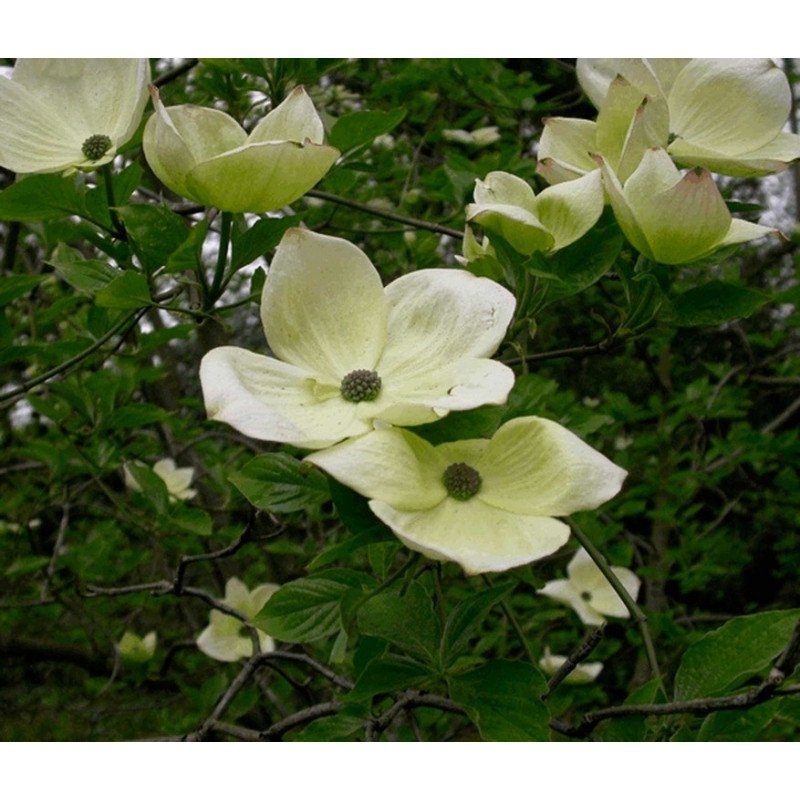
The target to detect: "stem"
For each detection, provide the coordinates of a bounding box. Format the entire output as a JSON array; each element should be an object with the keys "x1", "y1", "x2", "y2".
[
  {"x1": 308, "y1": 189, "x2": 464, "y2": 239},
  {"x1": 206, "y1": 211, "x2": 232, "y2": 307},
  {"x1": 569, "y1": 520, "x2": 662, "y2": 682},
  {"x1": 0, "y1": 308, "x2": 146, "y2": 407},
  {"x1": 101, "y1": 163, "x2": 127, "y2": 241},
  {"x1": 482, "y1": 575, "x2": 537, "y2": 667}
]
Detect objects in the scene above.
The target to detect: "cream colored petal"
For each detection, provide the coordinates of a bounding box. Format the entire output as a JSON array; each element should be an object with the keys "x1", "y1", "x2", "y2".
[
  {"x1": 473, "y1": 171, "x2": 537, "y2": 209},
  {"x1": 224, "y1": 576, "x2": 252, "y2": 611},
  {"x1": 0, "y1": 76, "x2": 88, "y2": 173},
  {"x1": 12, "y1": 59, "x2": 149, "y2": 145},
  {"x1": 197, "y1": 618, "x2": 252, "y2": 662},
  {"x1": 372, "y1": 269, "x2": 515, "y2": 418},
  {"x1": 373, "y1": 357, "x2": 516, "y2": 426},
  {"x1": 538, "y1": 650, "x2": 603, "y2": 683},
  {"x1": 143, "y1": 97, "x2": 245, "y2": 200},
  {"x1": 248, "y1": 583, "x2": 280, "y2": 618},
  {"x1": 370, "y1": 497, "x2": 571, "y2": 575},
  {"x1": 530, "y1": 170, "x2": 605, "y2": 250},
  {"x1": 718, "y1": 218, "x2": 776, "y2": 248},
  {"x1": 305, "y1": 428, "x2": 447, "y2": 512},
  {"x1": 668, "y1": 59, "x2": 791, "y2": 154},
  {"x1": 577, "y1": 59, "x2": 662, "y2": 107},
  {"x1": 537, "y1": 117, "x2": 598, "y2": 184},
  {"x1": 466, "y1": 203, "x2": 553, "y2": 254},
  {"x1": 596, "y1": 155, "x2": 653, "y2": 259},
  {"x1": 537, "y1": 578, "x2": 607, "y2": 626},
  {"x1": 249, "y1": 85, "x2": 326, "y2": 144},
  {"x1": 623, "y1": 149, "x2": 731, "y2": 264},
  {"x1": 476, "y1": 416, "x2": 626, "y2": 517},
  {"x1": 261, "y1": 229, "x2": 388, "y2": 382},
  {"x1": 668, "y1": 132, "x2": 800, "y2": 177},
  {"x1": 186, "y1": 139, "x2": 339, "y2": 213},
  {"x1": 200, "y1": 346, "x2": 370, "y2": 449}
]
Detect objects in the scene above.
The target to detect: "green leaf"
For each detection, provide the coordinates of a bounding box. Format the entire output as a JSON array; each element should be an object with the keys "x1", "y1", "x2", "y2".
[
  {"x1": 449, "y1": 660, "x2": 550, "y2": 741},
  {"x1": 116, "y1": 204, "x2": 190, "y2": 274},
  {"x1": 441, "y1": 582, "x2": 514, "y2": 666},
  {"x1": 164, "y1": 218, "x2": 209, "y2": 275},
  {"x1": 347, "y1": 655, "x2": 435, "y2": 702},
  {"x1": 104, "y1": 404, "x2": 168, "y2": 430},
  {"x1": 538, "y1": 222, "x2": 623, "y2": 304},
  {"x1": 357, "y1": 581, "x2": 442, "y2": 665},
  {"x1": 292, "y1": 710, "x2": 366, "y2": 742},
  {"x1": 698, "y1": 698, "x2": 780, "y2": 741},
  {"x1": 5, "y1": 555, "x2": 50, "y2": 577},
  {"x1": 94, "y1": 271, "x2": 152, "y2": 309},
  {"x1": 0, "y1": 173, "x2": 84, "y2": 221},
  {"x1": 170, "y1": 506, "x2": 213, "y2": 538},
  {"x1": 0, "y1": 274, "x2": 46, "y2": 306},
  {"x1": 124, "y1": 462, "x2": 170, "y2": 516},
  {"x1": 229, "y1": 452, "x2": 330, "y2": 513},
  {"x1": 674, "y1": 609, "x2": 800, "y2": 701},
  {"x1": 329, "y1": 108, "x2": 407, "y2": 153},
  {"x1": 232, "y1": 216, "x2": 298, "y2": 271},
  {"x1": 253, "y1": 569, "x2": 374, "y2": 643},
  {"x1": 47, "y1": 245, "x2": 120, "y2": 295},
  {"x1": 669, "y1": 280, "x2": 771, "y2": 327}
]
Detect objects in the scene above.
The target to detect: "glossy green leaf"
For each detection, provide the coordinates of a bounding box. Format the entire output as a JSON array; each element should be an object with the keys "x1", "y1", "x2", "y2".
[
  {"x1": 94, "y1": 271, "x2": 151, "y2": 309},
  {"x1": 329, "y1": 108, "x2": 406, "y2": 152},
  {"x1": 670, "y1": 280, "x2": 771, "y2": 327},
  {"x1": 253, "y1": 569, "x2": 374, "y2": 643},
  {"x1": 674, "y1": 609, "x2": 800, "y2": 701},
  {"x1": 357, "y1": 581, "x2": 442, "y2": 665},
  {"x1": 0, "y1": 173, "x2": 84, "y2": 221},
  {"x1": 229, "y1": 452, "x2": 330, "y2": 513},
  {"x1": 449, "y1": 659, "x2": 550, "y2": 741}
]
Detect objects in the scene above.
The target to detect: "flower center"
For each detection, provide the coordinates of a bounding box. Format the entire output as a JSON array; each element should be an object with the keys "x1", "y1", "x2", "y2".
[
  {"x1": 340, "y1": 369, "x2": 382, "y2": 403},
  {"x1": 443, "y1": 462, "x2": 481, "y2": 501},
  {"x1": 81, "y1": 134, "x2": 112, "y2": 161},
  {"x1": 580, "y1": 591, "x2": 593, "y2": 602}
]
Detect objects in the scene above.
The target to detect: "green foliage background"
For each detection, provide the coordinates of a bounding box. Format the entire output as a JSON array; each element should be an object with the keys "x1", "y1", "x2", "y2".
[{"x1": 2, "y1": 58, "x2": 800, "y2": 741}]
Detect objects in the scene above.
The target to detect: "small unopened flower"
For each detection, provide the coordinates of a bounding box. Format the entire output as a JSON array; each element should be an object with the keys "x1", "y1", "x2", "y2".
[
  {"x1": 200, "y1": 228, "x2": 516, "y2": 450},
  {"x1": 443, "y1": 126, "x2": 501, "y2": 147},
  {"x1": 465, "y1": 170, "x2": 604, "y2": 255},
  {"x1": 124, "y1": 458, "x2": 197, "y2": 502},
  {"x1": 196, "y1": 578, "x2": 279, "y2": 662},
  {"x1": 538, "y1": 647, "x2": 603, "y2": 684},
  {"x1": 118, "y1": 631, "x2": 157, "y2": 664},
  {"x1": 143, "y1": 85, "x2": 339, "y2": 213},
  {"x1": 538, "y1": 547, "x2": 641, "y2": 626},
  {"x1": 306, "y1": 416, "x2": 627, "y2": 575},
  {"x1": 0, "y1": 59, "x2": 150, "y2": 174}
]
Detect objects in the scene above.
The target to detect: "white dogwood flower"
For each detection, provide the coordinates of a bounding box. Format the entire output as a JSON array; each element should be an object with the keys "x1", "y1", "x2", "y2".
[
  {"x1": 306, "y1": 416, "x2": 627, "y2": 575},
  {"x1": 538, "y1": 647, "x2": 603, "y2": 684},
  {"x1": 124, "y1": 458, "x2": 197, "y2": 502},
  {"x1": 196, "y1": 578, "x2": 279, "y2": 663},
  {"x1": 538, "y1": 547, "x2": 641, "y2": 626},
  {"x1": 200, "y1": 228, "x2": 516, "y2": 449},
  {"x1": 143, "y1": 85, "x2": 339, "y2": 213},
  {"x1": 0, "y1": 59, "x2": 150, "y2": 174}
]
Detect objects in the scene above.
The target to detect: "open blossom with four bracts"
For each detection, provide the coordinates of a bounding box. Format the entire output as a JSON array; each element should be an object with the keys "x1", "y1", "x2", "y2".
[
  {"x1": 0, "y1": 59, "x2": 150, "y2": 174},
  {"x1": 143, "y1": 85, "x2": 340, "y2": 213},
  {"x1": 200, "y1": 228, "x2": 517, "y2": 450},
  {"x1": 196, "y1": 577, "x2": 279, "y2": 663},
  {"x1": 306, "y1": 416, "x2": 627, "y2": 575},
  {"x1": 538, "y1": 547, "x2": 641, "y2": 626}
]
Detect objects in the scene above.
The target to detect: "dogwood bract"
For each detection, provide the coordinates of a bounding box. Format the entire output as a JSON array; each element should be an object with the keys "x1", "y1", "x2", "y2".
[
  {"x1": 305, "y1": 416, "x2": 627, "y2": 575},
  {"x1": 196, "y1": 578, "x2": 279, "y2": 663},
  {"x1": 143, "y1": 85, "x2": 339, "y2": 213},
  {"x1": 200, "y1": 228, "x2": 516, "y2": 449},
  {"x1": 465, "y1": 170, "x2": 604, "y2": 255},
  {"x1": 538, "y1": 547, "x2": 641, "y2": 626},
  {"x1": 0, "y1": 59, "x2": 150, "y2": 175},
  {"x1": 598, "y1": 148, "x2": 775, "y2": 265}
]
